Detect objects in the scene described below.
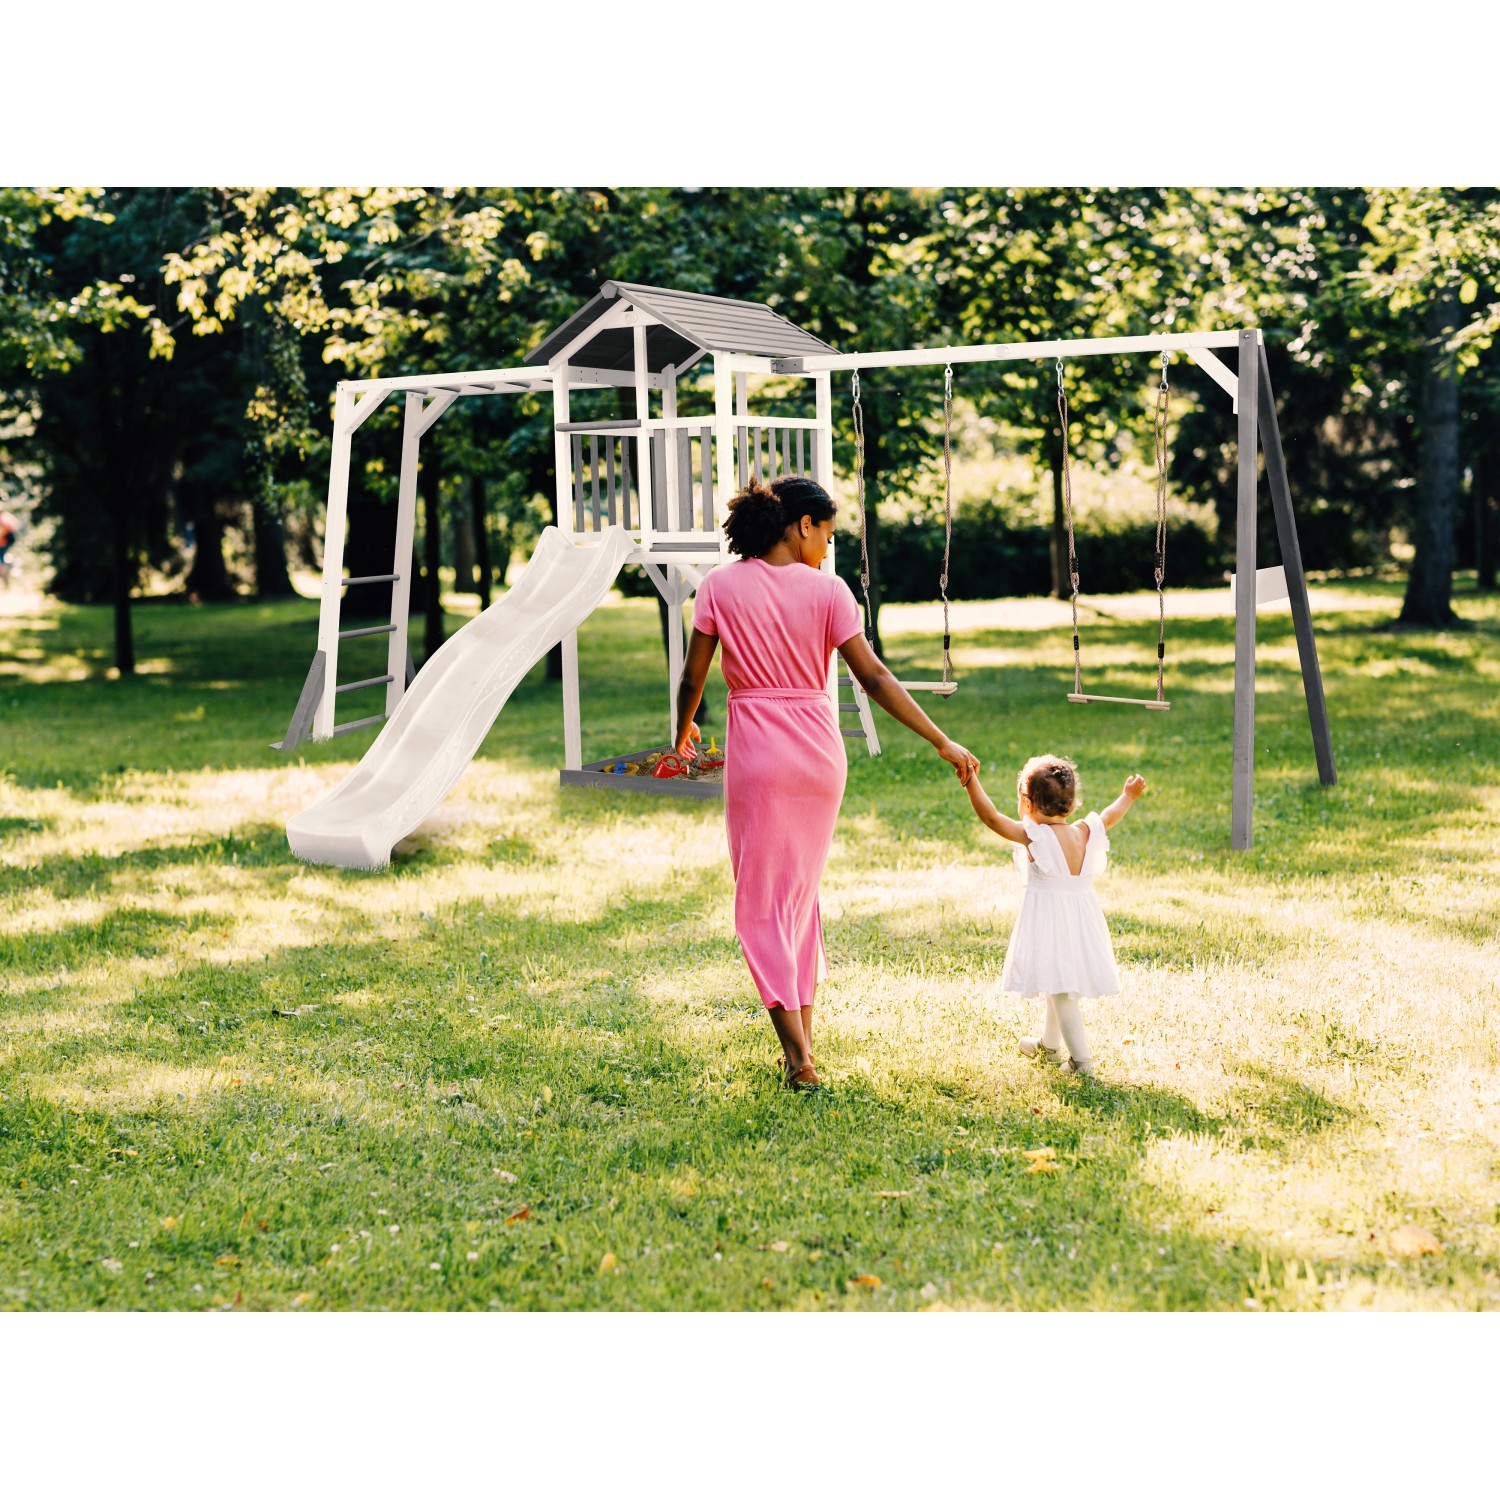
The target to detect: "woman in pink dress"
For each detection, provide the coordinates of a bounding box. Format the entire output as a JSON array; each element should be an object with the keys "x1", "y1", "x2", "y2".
[{"x1": 674, "y1": 477, "x2": 979, "y2": 1090}]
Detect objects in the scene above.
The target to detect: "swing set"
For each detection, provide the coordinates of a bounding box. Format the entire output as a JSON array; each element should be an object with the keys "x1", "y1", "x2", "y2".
[
  {"x1": 783, "y1": 325, "x2": 1337, "y2": 849},
  {"x1": 284, "y1": 279, "x2": 1334, "y2": 861}
]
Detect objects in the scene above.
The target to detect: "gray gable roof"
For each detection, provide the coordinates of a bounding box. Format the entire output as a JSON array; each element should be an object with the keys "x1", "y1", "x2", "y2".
[{"x1": 528, "y1": 281, "x2": 837, "y2": 373}]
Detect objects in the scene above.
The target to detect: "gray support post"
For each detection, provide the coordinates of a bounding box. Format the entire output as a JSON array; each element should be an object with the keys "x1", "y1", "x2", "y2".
[
  {"x1": 273, "y1": 650, "x2": 326, "y2": 752},
  {"x1": 1257, "y1": 345, "x2": 1337, "y2": 787},
  {"x1": 1232, "y1": 331, "x2": 1261, "y2": 850}
]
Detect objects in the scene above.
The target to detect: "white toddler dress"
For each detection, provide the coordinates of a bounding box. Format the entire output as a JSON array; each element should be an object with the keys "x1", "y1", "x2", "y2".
[{"x1": 1000, "y1": 813, "x2": 1121, "y2": 1000}]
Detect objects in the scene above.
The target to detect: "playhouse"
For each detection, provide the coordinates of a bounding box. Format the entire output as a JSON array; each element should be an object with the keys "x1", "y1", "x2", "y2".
[{"x1": 279, "y1": 280, "x2": 1336, "y2": 868}]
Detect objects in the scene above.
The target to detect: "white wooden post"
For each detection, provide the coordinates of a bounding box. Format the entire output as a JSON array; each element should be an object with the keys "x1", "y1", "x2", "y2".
[
  {"x1": 552, "y1": 363, "x2": 573, "y2": 536},
  {"x1": 634, "y1": 323, "x2": 654, "y2": 553},
  {"x1": 386, "y1": 392, "x2": 424, "y2": 716},
  {"x1": 714, "y1": 356, "x2": 733, "y2": 552},
  {"x1": 551, "y1": 360, "x2": 583, "y2": 768},
  {"x1": 562, "y1": 631, "x2": 582, "y2": 771},
  {"x1": 666, "y1": 563, "x2": 685, "y2": 744},
  {"x1": 661, "y1": 363, "x2": 678, "y2": 531},
  {"x1": 314, "y1": 386, "x2": 356, "y2": 740},
  {"x1": 814, "y1": 369, "x2": 840, "y2": 718}
]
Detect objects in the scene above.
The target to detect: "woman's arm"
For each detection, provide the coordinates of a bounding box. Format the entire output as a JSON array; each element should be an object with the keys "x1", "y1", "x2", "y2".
[
  {"x1": 965, "y1": 774, "x2": 1030, "y2": 844},
  {"x1": 1098, "y1": 773, "x2": 1146, "y2": 830},
  {"x1": 673, "y1": 628, "x2": 719, "y2": 757},
  {"x1": 837, "y1": 633, "x2": 979, "y2": 784}
]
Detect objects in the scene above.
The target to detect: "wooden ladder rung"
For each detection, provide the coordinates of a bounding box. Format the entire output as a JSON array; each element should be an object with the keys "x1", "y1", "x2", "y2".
[
  {"x1": 1067, "y1": 694, "x2": 1171, "y2": 710},
  {"x1": 838, "y1": 703, "x2": 861, "y2": 713},
  {"x1": 331, "y1": 714, "x2": 386, "y2": 737},
  {"x1": 338, "y1": 624, "x2": 397, "y2": 639},
  {"x1": 336, "y1": 674, "x2": 395, "y2": 694},
  {"x1": 840, "y1": 727, "x2": 871, "y2": 739},
  {"x1": 342, "y1": 574, "x2": 401, "y2": 586}
]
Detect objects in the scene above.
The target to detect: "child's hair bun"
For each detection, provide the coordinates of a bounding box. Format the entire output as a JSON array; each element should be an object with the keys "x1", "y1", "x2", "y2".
[{"x1": 1018, "y1": 754, "x2": 1079, "y2": 818}]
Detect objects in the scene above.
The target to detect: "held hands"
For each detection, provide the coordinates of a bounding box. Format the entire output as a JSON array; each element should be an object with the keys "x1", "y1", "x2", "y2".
[
  {"x1": 674, "y1": 720, "x2": 702, "y2": 761},
  {"x1": 938, "y1": 738, "x2": 980, "y2": 788},
  {"x1": 1124, "y1": 773, "x2": 1147, "y2": 801}
]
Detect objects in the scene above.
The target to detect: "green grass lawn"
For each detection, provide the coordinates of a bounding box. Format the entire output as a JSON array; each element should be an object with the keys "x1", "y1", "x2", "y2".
[{"x1": 1, "y1": 574, "x2": 1498, "y2": 1310}]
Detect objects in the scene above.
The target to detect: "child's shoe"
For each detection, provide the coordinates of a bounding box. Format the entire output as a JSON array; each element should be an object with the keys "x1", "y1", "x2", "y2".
[
  {"x1": 1018, "y1": 1038, "x2": 1061, "y2": 1063},
  {"x1": 1060, "y1": 1057, "x2": 1096, "y2": 1079}
]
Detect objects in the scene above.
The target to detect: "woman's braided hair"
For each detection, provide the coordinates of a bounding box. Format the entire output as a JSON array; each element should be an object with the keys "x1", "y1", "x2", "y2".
[{"x1": 722, "y1": 475, "x2": 836, "y2": 559}]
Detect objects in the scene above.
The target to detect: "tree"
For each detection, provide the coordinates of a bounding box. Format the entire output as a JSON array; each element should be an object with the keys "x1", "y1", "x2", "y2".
[{"x1": 1361, "y1": 188, "x2": 1500, "y2": 625}]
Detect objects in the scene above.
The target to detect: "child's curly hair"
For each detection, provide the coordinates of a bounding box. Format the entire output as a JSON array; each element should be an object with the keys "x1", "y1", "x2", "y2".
[{"x1": 1017, "y1": 754, "x2": 1079, "y2": 819}]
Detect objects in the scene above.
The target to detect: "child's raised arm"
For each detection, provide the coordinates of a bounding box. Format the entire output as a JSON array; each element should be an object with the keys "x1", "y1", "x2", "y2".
[
  {"x1": 1099, "y1": 774, "x2": 1147, "y2": 830},
  {"x1": 963, "y1": 772, "x2": 1030, "y2": 846}
]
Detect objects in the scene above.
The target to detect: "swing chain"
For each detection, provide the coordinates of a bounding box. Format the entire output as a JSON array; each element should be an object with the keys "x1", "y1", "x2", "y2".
[
  {"x1": 940, "y1": 364, "x2": 954, "y2": 684},
  {"x1": 1153, "y1": 353, "x2": 1171, "y2": 702},
  {"x1": 852, "y1": 371, "x2": 875, "y2": 645},
  {"x1": 1056, "y1": 362, "x2": 1082, "y2": 696}
]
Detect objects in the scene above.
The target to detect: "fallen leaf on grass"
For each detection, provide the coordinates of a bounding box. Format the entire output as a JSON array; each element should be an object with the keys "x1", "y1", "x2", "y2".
[
  {"x1": 215, "y1": 1254, "x2": 241, "y2": 1267},
  {"x1": 505, "y1": 1205, "x2": 531, "y2": 1225},
  {"x1": 494, "y1": 1169, "x2": 518, "y2": 1183},
  {"x1": 874, "y1": 1191, "x2": 911, "y2": 1199},
  {"x1": 764, "y1": 1240, "x2": 790, "y2": 1253},
  {"x1": 1024, "y1": 1160, "x2": 1063, "y2": 1174},
  {"x1": 100, "y1": 1258, "x2": 123, "y2": 1273},
  {"x1": 291, "y1": 1292, "x2": 312, "y2": 1307},
  {"x1": 1022, "y1": 1147, "x2": 1057, "y2": 1162},
  {"x1": 599, "y1": 1252, "x2": 617, "y2": 1274},
  {"x1": 1390, "y1": 1225, "x2": 1443, "y2": 1257},
  {"x1": 847, "y1": 1275, "x2": 882, "y2": 1290},
  {"x1": 541, "y1": 1086, "x2": 553, "y2": 1103},
  {"x1": 160, "y1": 1216, "x2": 180, "y2": 1230}
]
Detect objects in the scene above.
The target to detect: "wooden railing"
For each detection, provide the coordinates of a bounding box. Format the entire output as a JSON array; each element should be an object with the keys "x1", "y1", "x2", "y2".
[
  {"x1": 562, "y1": 417, "x2": 824, "y2": 545},
  {"x1": 736, "y1": 419, "x2": 821, "y2": 486}
]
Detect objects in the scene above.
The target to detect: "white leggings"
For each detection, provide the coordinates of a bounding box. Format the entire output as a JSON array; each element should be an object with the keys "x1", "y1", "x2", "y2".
[{"x1": 1038, "y1": 993, "x2": 1092, "y2": 1066}]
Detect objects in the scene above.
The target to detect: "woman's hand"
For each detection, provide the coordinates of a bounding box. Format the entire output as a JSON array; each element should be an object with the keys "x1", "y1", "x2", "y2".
[
  {"x1": 674, "y1": 719, "x2": 702, "y2": 761},
  {"x1": 937, "y1": 737, "x2": 979, "y2": 787}
]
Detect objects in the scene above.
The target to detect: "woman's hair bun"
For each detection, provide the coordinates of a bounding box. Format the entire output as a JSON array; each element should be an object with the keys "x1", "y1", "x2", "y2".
[{"x1": 722, "y1": 475, "x2": 836, "y2": 559}]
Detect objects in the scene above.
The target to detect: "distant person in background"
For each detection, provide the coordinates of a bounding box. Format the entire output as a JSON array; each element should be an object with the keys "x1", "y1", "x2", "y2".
[{"x1": 0, "y1": 507, "x2": 18, "y2": 586}]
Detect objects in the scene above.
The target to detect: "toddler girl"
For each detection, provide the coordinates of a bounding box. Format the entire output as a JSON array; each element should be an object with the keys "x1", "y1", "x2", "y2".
[{"x1": 961, "y1": 754, "x2": 1145, "y2": 1077}]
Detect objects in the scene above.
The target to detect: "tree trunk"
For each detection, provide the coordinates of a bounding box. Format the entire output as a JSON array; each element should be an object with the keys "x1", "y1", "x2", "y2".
[
  {"x1": 421, "y1": 446, "x2": 444, "y2": 659},
  {"x1": 1400, "y1": 293, "x2": 1461, "y2": 626},
  {"x1": 252, "y1": 494, "x2": 295, "y2": 598},
  {"x1": 1049, "y1": 442, "x2": 1067, "y2": 599},
  {"x1": 111, "y1": 495, "x2": 135, "y2": 676},
  {"x1": 185, "y1": 498, "x2": 235, "y2": 601},
  {"x1": 340, "y1": 463, "x2": 395, "y2": 621},
  {"x1": 1475, "y1": 447, "x2": 1497, "y2": 593},
  {"x1": 473, "y1": 476, "x2": 493, "y2": 610},
  {"x1": 453, "y1": 475, "x2": 477, "y2": 594}
]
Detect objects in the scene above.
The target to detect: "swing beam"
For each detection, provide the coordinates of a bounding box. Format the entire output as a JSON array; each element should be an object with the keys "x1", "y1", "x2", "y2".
[{"x1": 782, "y1": 328, "x2": 1336, "y2": 853}]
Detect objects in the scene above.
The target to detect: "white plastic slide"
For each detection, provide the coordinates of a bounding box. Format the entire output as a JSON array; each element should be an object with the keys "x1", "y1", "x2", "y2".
[{"x1": 287, "y1": 525, "x2": 638, "y2": 869}]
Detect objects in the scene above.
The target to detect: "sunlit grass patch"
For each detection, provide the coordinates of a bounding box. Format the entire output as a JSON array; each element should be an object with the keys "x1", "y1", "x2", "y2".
[{"x1": 0, "y1": 579, "x2": 1497, "y2": 1309}]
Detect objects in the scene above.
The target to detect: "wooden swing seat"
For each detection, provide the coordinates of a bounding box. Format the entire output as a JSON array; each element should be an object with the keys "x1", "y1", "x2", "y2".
[
  {"x1": 1067, "y1": 693, "x2": 1170, "y2": 711},
  {"x1": 897, "y1": 680, "x2": 959, "y2": 698}
]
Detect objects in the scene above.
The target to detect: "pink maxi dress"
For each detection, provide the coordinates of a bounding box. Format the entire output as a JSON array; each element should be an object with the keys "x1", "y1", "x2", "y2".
[{"x1": 691, "y1": 559, "x2": 863, "y2": 1011}]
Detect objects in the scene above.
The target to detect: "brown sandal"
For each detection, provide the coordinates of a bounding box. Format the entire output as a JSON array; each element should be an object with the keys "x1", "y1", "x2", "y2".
[{"x1": 785, "y1": 1062, "x2": 821, "y2": 1091}]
